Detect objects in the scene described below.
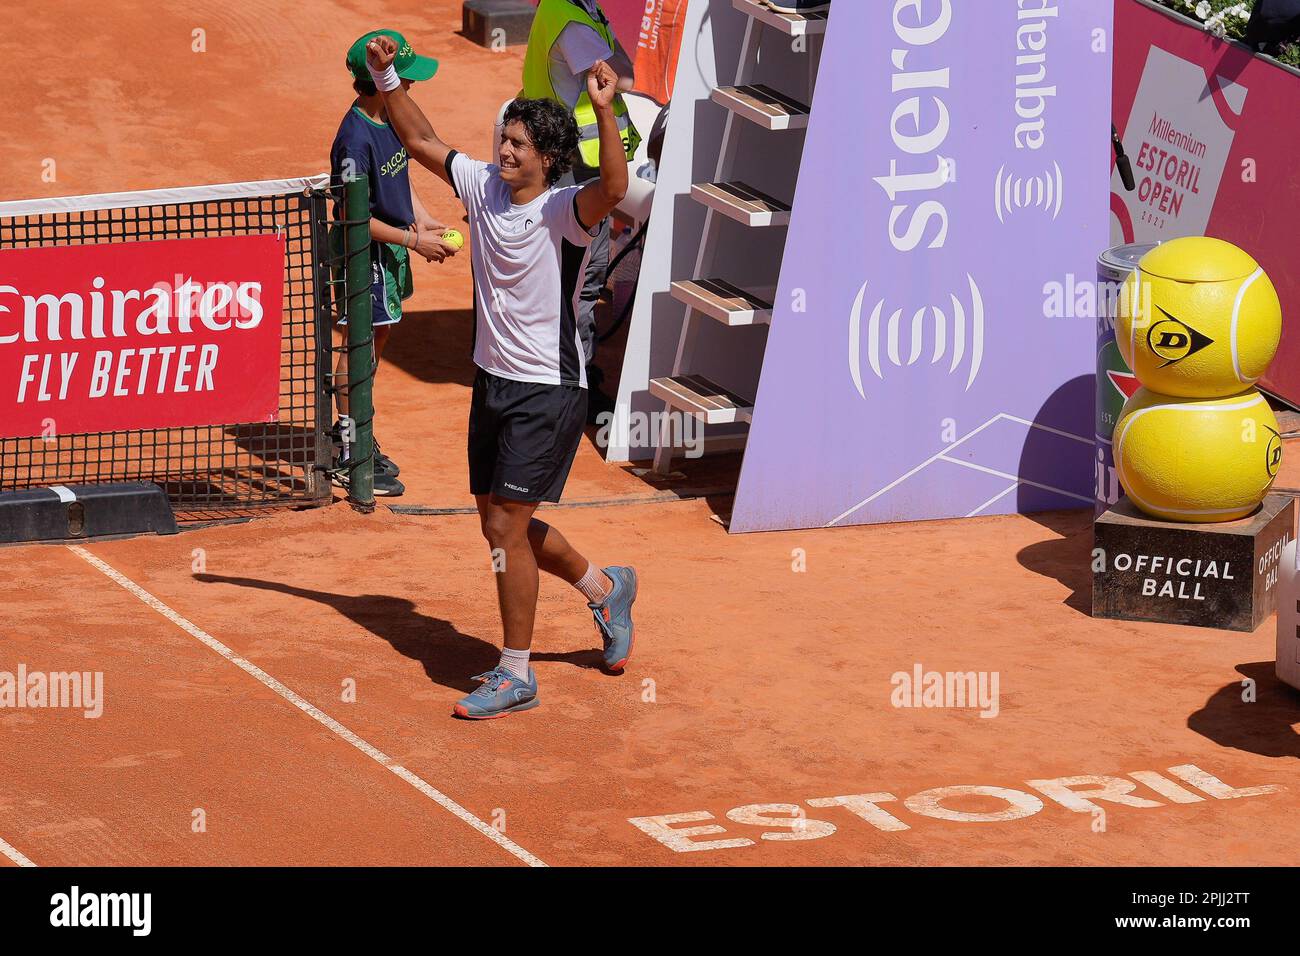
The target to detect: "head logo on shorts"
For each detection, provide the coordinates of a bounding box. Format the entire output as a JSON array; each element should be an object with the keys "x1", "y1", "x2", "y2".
[
  {"x1": 1147, "y1": 307, "x2": 1214, "y2": 366},
  {"x1": 1265, "y1": 425, "x2": 1283, "y2": 477}
]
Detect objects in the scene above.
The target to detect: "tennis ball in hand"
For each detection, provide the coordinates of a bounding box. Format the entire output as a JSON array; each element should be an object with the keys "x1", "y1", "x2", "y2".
[{"x1": 441, "y1": 229, "x2": 464, "y2": 251}]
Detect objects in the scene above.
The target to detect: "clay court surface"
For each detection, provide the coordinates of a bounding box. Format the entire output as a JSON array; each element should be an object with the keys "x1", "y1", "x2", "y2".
[{"x1": 2, "y1": 1, "x2": 1298, "y2": 868}]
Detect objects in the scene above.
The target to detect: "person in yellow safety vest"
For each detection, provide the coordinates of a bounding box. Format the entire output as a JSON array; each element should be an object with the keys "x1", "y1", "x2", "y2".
[
  {"x1": 523, "y1": 0, "x2": 642, "y2": 168},
  {"x1": 522, "y1": 0, "x2": 641, "y2": 412}
]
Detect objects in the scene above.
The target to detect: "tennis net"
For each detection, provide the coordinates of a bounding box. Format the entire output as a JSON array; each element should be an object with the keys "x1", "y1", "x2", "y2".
[{"x1": 0, "y1": 176, "x2": 349, "y2": 519}]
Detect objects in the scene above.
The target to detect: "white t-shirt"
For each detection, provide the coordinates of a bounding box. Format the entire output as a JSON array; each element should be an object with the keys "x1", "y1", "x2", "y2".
[
  {"x1": 549, "y1": 4, "x2": 615, "y2": 111},
  {"x1": 447, "y1": 151, "x2": 598, "y2": 388}
]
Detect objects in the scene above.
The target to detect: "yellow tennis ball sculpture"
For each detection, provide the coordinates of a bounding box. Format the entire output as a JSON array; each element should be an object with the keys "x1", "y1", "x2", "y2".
[
  {"x1": 1116, "y1": 237, "x2": 1281, "y2": 398},
  {"x1": 1113, "y1": 387, "x2": 1282, "y2": 522}
]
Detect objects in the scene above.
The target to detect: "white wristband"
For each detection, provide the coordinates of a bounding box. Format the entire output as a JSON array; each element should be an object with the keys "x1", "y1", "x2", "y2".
[{"x1": 366, "y1": 62, "x2": 400, "y2": 93}]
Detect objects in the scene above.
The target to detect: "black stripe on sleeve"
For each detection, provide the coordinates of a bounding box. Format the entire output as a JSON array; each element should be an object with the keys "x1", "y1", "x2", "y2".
[
  {"x1": 572, "y1": 193, "x2": 596, "y2": 235},
  {"x1": 445, "y1": 149, "x2": 461, "y2": 198}
]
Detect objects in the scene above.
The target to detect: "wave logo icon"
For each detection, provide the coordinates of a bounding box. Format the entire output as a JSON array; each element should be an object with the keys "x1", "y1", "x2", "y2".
[
  {"x1": 994, "y1": 162, "x2": 1063, "y2": 223},
  {"x1": 848, "y1": 275, "x2": 985, "y2": 400}
]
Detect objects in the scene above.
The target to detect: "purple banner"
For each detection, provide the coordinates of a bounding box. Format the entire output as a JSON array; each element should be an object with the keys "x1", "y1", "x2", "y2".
[{"x1": 730, "y1": 0, "x2": 1113, "y2": 532}]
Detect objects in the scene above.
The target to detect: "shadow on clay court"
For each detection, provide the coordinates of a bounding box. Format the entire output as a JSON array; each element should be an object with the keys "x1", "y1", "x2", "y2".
[
  {"x1": 192, "y1": 574, "x2": 606, "y2": 692},
  {"x1": 1186, "y1": 661, "x2": 1300, "y2": 759},
  {"x1": 379, "y1": 308, "x2": 477, "y2": 387},
  {"x1": 1015, "y1": 509, "x2": 1093, "y2": 616},
  {"x1": 227, "y1": 423, "x2": 319, "y2": 465}
]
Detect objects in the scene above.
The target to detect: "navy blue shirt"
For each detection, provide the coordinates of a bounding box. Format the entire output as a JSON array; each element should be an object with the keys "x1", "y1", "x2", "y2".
[{"x1": 330, "y1": 105, "x2": 415, "y2": 229}]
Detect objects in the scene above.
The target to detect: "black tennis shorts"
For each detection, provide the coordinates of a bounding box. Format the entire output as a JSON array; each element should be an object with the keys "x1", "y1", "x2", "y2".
[{"x1": 468, "y1": 368, "x2": 588, "y2": 503}]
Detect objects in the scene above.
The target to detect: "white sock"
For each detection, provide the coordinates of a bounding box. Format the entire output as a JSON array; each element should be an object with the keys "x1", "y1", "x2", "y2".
[
  {"x1": 574, "y1": 563, "x2": 613, "y2": 604},
  {"x1": 499, "y1": 646, "x2": 531, "y2": 681}
]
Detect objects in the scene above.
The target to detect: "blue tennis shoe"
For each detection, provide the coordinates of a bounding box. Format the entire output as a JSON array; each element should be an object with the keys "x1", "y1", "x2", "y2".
[
  {"x1": 452, "y1": 666, "x2": 540, "y2": 719},
  {"x1": 590, "y1": 565, "x2": 637, "y2": 672}
]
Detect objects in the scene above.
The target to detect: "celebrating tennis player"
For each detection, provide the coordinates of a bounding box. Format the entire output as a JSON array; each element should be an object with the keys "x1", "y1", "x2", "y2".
[{"x1": 365, "y1": 35, "x2": 638, "y2": 719}]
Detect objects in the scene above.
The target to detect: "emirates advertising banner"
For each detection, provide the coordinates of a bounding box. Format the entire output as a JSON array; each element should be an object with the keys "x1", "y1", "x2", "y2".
[
  {"x1": 0, "y1": 234, "x2": 284, "y2": 439},
  {"x1": 731, "y1": 0, "x2": 1112, "y2": 532},
  {"x1": 1111, "y1": 0, "x2": 1300, "y2": 402}
]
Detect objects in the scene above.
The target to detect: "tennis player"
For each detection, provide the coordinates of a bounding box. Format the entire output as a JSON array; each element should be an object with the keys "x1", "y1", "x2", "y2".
[{"x1": 365, "y1": 36, "x2": 638, "y2": 719}]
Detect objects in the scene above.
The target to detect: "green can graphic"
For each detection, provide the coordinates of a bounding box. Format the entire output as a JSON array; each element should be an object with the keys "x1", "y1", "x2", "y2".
[{"x1": 1096, "y1": 242, "x2": 1158, "y2": 515}]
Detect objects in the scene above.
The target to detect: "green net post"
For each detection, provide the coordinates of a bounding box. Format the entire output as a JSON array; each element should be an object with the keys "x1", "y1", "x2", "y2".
[{"x1": 344, "y1": 176, "x2": 375, "y2": 511}]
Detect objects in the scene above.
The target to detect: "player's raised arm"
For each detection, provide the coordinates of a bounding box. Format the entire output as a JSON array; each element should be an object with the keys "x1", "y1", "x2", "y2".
[
  {"x1": 575, "y1": 61, "x2": 629, "y2": 229},
  {"x1": 366, "y1": 36, "x2": 456, "y2": 188}
]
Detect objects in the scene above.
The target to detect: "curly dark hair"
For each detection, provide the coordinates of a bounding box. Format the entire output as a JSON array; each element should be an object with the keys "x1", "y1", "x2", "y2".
[{"x1": 502, "y1": 97, "x2": 580, "y2": 185}]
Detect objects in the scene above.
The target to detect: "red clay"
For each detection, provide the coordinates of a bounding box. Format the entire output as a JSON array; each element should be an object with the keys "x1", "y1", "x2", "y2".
[
  {"x1": 1, "y1": 0, "x2": 1297, "y2": 869},
  {"x1": 4, "y1": 491, "x2": 1299, "y2": 866}
]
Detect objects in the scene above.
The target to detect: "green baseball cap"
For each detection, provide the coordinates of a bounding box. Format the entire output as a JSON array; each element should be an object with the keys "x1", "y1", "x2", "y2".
[{"x1": 346, "y1": 29, "x2": 439, "y2": 84}]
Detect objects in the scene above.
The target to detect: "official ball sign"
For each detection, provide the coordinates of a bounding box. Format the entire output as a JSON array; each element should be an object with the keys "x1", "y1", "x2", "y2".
[
  {"x1": 0, "y1": 234, "x2": 283, "y2": 438},
  {"x1": 1093, "y1": 494, "x2": 1294, "y2": 632}
]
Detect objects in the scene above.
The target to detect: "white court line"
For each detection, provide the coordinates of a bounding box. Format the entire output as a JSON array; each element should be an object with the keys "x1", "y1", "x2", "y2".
[
  {"x1": 826, "y1": 414, "x2": 1011, "y2": 526},
  {"x1": 937, "y1": 455, "x2": 1095, "y2": 505},
  {"x1": 965, "y1": 482, "x2": 1020, "y2": 518},
  {"x1": 0, "y1": 835, "x2": 36, "y2": 867},
  {"x1": 828, "y1": 413, "x2": 1094, "y2": 526},
  {"x1": 68, "y1": 545, "x2": 547, "y2": 868},
  {"x1": 997, "y1": 413, "x2": 1094, "y2": 445}
]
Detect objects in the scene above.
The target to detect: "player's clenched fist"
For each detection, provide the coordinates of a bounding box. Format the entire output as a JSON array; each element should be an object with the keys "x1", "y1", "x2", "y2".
[
  {"x1": 586, "y1": 60, "x2": 619, "y2": 110},
  {"x1": 367, "y1": 35, "x2": 398, "y2": 70}
]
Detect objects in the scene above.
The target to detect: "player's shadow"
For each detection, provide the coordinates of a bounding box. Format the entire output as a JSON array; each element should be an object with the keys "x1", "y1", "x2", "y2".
[
  {"x1": 192, "y1": 574, "x2": 605, "y2": 692},
  {"x1": 1186, "y1": 661, "x2": 1300, "y2": 759}
]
